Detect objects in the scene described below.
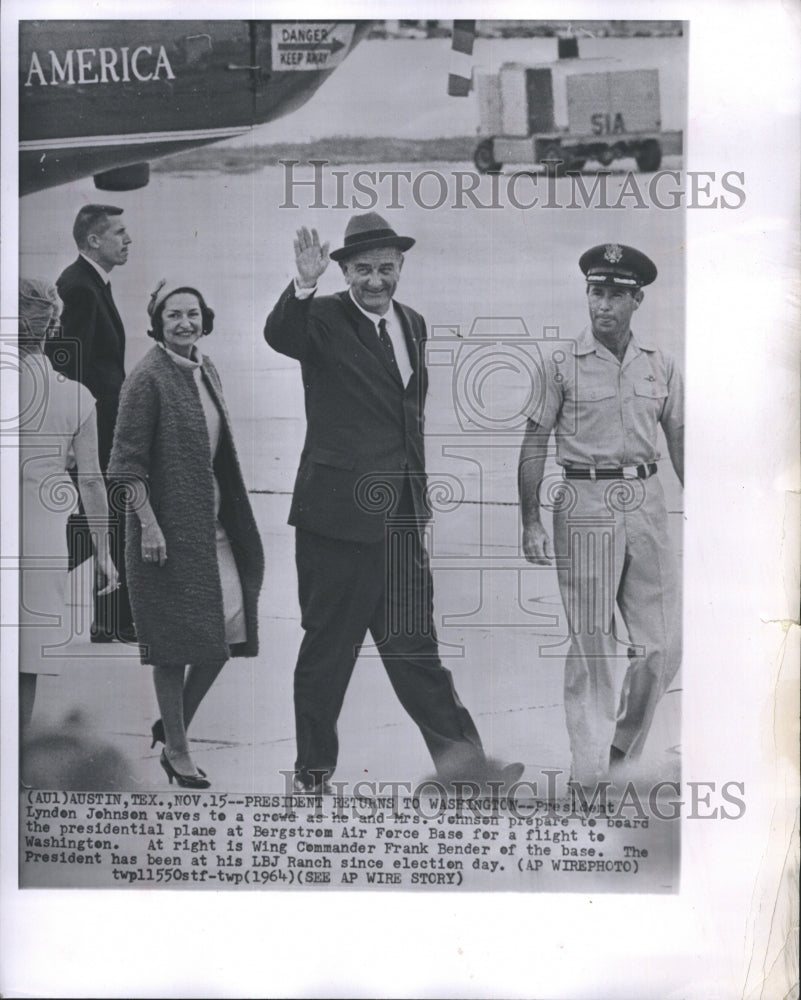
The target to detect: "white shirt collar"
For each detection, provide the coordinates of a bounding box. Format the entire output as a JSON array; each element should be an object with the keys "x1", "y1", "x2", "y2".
[
  {"x1": 79, "y1": 252, "x2": 111, "y2": 285},
  {"x1": 348, "y1": 289, "x2": 394, "y2": 327},
  {"x1": 348, "y1": 289, "x2": 414, "y2": 385}
]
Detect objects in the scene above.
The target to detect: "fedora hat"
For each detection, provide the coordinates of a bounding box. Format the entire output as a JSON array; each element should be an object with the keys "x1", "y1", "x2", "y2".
[{"x1": 329, "y1": 212, "x2": 415, "y2": 261}]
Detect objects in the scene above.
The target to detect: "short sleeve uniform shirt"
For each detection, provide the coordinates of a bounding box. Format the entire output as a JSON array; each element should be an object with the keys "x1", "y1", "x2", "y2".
[{"x1": 527, "y1": 327, "x2": 684, "y2": 468}]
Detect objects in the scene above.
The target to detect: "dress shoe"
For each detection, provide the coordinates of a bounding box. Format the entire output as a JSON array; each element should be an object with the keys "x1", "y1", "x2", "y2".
[
  {"x1": 292, "y1": 776, "x2": 333, "y2": 795},
  {"x1": 499, "y1": 761, "x2": 525, "y2": 785},
  {"x1": 117, "y1": 625, "x2": 138, "y2": 644},
  {"x1": 150, "y1": 722, "x2": 205, "y2": 777},
  {"x1": 567, "y1": 774, "x2": 614, "y2": 813},
  {"x1": 160, "y1": 750, "x2": 210, "y2": 789},
  {"x1": 437, "y1": 758, "x2": 525, "y2": 791}
]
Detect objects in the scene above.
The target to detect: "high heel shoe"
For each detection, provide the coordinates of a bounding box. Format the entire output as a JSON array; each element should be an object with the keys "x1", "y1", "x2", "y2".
[
  {"x1": 151, "y1": 720, "x2": 206, "y2": 776},
  {"x1": 159, "y1": 749, "x2": 210, "y2": 789}
]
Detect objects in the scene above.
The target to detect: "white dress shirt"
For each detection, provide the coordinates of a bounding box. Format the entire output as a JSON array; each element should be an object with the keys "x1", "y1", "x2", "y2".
[
  {"x1": 293, "y1": 278, "x2": 413, "y2": 386},
  {"x1": 79, "y1": 252, "x2": 111, "y2": 285}
]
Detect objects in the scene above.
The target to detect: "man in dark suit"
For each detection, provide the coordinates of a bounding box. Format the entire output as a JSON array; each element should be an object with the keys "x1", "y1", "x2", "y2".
[
  {"x1": 47, "y1": 204, "x2": 135, "y2": 642},
  {"x1": 264, "y1": 213, "x2": 524, "y2": 793}
]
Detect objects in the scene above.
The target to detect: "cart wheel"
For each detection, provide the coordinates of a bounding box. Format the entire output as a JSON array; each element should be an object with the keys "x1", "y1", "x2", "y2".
[
  {"x1": 473, "y1": 139, "x2": 502, "y2": 174},
  {"x1": 635, "y1": 140, "x2": 662, "y2": 172}
]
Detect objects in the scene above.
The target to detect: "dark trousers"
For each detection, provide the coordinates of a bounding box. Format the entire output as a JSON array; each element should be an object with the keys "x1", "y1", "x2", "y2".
[
  {"x1": 293, "y1": 510, "x2": 485, "y2": 784},
  {"x1": 67, "y1": 473, "x2": 134, "y2": 638},
  {"x1": 67, "y1": 395, "x2": 134, "y2": 638}
]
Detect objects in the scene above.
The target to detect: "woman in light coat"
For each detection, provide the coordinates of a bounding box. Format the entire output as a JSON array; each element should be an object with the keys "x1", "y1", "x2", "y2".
[{"x1": 109, "y1": 280, "x2": 264, "y2": 788}]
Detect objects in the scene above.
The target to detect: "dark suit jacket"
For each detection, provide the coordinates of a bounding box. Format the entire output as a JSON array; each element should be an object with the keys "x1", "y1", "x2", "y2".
[
  {"x1": 264, "y1": 283, "x2": 429, "y2": 543},
  {"x1": 47, "y1": 255, "x2": 126, "y2": 469}
]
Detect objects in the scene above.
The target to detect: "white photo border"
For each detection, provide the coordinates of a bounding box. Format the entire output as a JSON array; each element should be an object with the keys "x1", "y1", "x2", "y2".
[{"x1": 1, "y1": 1, "x2": 798, "y2": 998}]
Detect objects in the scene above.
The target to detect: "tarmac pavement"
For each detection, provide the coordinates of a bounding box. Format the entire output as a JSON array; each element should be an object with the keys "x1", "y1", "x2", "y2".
[
  {"x1": 26, "y1": 488, "x2": 681, "y2": 797},
  {"x1": 19, "y1": 162, "x2": 684, "y2": 796}
]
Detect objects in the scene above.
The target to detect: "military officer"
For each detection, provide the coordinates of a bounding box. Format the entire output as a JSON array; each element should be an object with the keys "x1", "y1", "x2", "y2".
[{"x1": 518, "y1": 243, "x2": 683, "y2": 788}]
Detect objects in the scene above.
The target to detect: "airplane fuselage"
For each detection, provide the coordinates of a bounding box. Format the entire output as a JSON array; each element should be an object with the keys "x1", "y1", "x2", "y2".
[{"x1": 19, "y1": 20, "x2": 371, "y2": 194}]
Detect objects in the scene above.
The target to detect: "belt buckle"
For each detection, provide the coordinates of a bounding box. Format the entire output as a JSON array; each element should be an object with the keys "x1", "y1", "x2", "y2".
[{"x1": 588, "y1": 467, "x2": 596, "y2": 482}]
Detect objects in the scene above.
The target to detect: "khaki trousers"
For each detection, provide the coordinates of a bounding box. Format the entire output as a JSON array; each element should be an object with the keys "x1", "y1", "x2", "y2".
[{"x1": 552, "y1": 475, "x2": 681, "y2": 785}]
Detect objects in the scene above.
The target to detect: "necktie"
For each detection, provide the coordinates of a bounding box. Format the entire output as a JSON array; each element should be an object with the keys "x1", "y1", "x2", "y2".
[
  {"x1": 104, "y1": 280, "x2": 122, "y2": 324},
  {"x1": 103, "y1": 281, "x2": 125, "y2": 364},
  {"x1": 377, "y1": 318, "x2": 400, "y2": 377}
]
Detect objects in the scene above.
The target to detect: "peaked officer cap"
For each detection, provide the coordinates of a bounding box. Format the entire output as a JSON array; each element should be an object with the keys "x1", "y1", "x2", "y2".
[{"x1": 579, "y1": 243, "x2": 657, "y2": 288}]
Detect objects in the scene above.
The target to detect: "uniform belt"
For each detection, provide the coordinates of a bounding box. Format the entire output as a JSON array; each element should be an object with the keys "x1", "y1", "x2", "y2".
[{"x1": 563, "y1": 463, "x2": 657, "y2": 481}]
